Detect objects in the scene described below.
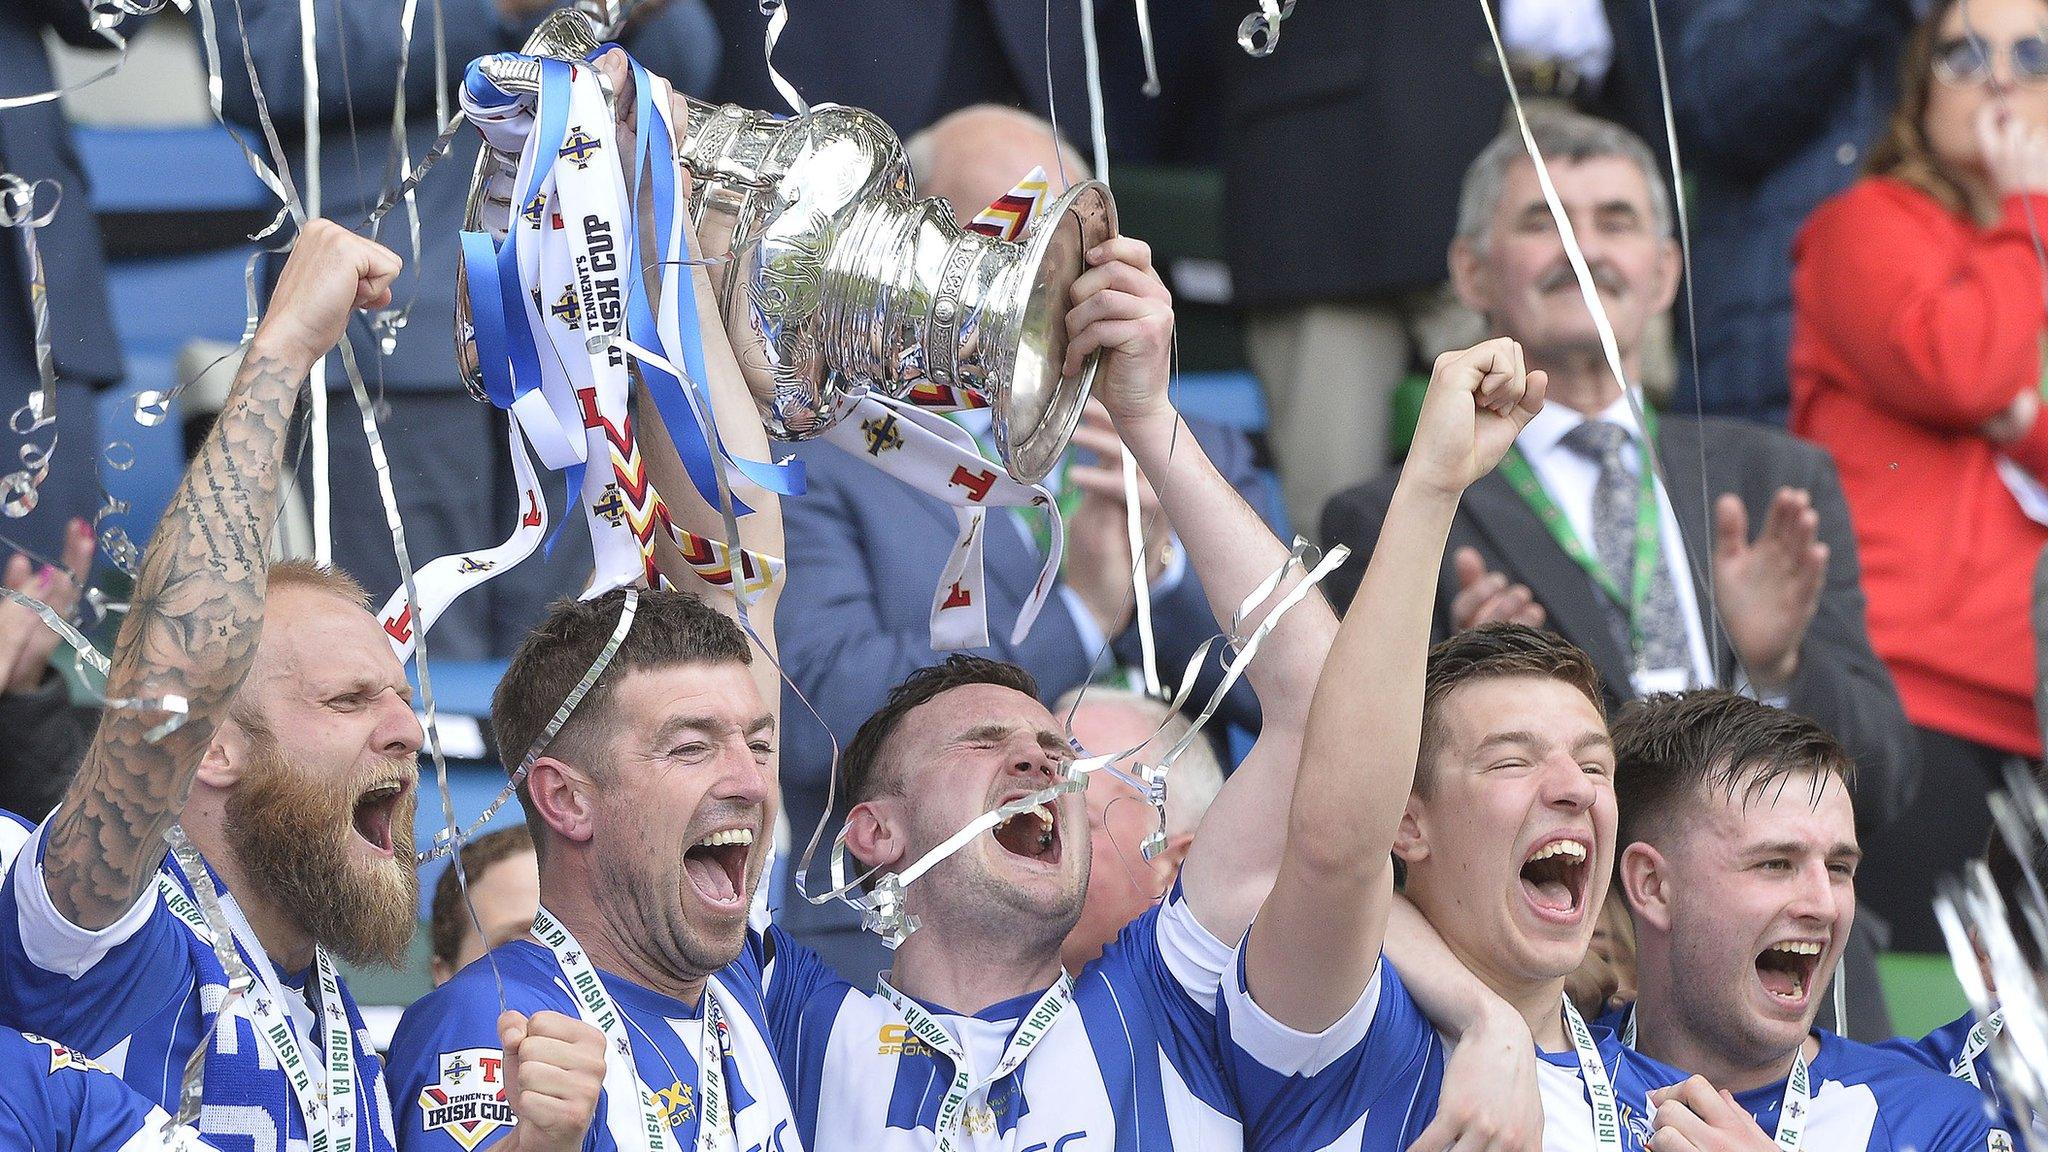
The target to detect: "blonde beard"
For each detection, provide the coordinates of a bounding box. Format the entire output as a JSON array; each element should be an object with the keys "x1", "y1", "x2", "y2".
[{"x1": 223, "y1": 732, "x2": 420, "y2": 968}]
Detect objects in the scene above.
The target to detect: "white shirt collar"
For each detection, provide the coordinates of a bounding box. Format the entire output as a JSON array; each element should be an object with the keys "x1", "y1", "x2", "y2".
[{"x1": 1516, "y1": 389, "x2": 1646, "y2": 464}]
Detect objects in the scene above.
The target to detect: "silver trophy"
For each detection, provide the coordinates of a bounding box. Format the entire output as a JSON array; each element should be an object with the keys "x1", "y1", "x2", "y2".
[
  {"x1": 1933, "y1": 762, "x2": 2048, "y2": 1147},
  {"x1": 456, "y1": 5, "x2": 1117, "y2": 483}
]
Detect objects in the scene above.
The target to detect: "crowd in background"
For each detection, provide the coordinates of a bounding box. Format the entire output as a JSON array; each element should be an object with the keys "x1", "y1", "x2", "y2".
[{"x1": 0, "y1": 0, "x2": 2044, "y2": 1030}]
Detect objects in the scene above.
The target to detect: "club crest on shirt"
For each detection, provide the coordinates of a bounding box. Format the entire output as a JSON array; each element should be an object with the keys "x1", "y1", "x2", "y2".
[
  {"x1": 418, "y1": 1047, "x2": 514, "y2": 1150},
  {"x1": 1991, "y1": 1130, "x2": 2014, "y2": 1152},
  {"x1": 1617, "y1": 1102, "x2": 1654, "y2": 1149},
  {"x1": 25, "y1": 1032, "x2": 109, "y2": 1075}
]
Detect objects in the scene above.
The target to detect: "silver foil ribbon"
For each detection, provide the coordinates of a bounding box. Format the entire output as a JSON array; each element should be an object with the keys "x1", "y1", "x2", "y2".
[
  {"x1": 1235, "y1": 0, "x2": 1294, "y2": 57},
  {"x1": 1934, "y1": 763, "x2": 2048, "y2": 1146}
]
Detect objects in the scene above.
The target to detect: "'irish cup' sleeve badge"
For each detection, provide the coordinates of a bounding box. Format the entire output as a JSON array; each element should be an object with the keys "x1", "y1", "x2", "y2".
[{"x1": 419, "y1": 1048, "x2": 516, "y2": 1150}]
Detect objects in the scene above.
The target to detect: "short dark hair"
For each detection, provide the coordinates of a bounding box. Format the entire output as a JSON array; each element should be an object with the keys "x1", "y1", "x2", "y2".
[
  {"x1": 1418, "y1": 624, "x2": 1606, "y2": 791},
  {"x1": 429, "y1": 824, "x2": 535, "y2": 968},
  {"x1": 1612, "y1": 690, "x2": 1856, "y2": 852},
  {"x1": 492, "y1": 588, "x2": 752, "y2": 844},
  {"x1": 843, "y1": 655, "x2": 1040, "y2": 806}
]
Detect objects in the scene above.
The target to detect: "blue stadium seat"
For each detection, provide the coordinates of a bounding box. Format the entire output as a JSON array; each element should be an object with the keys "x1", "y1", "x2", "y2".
[
  {"x1": 74, "y1": 124, "x2": 272, "y2": 217},
  {"x1": 77, "y1": 124, "x2": 272, "y2": 545},
  {"x1": 1172, "y1": 369, "x2": 1268, "y2": 433}
]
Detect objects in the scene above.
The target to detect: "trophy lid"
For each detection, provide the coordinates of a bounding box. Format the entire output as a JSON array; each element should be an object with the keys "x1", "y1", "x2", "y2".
[{"x1": 999, "y1": 180, "x2": 1118, "y2": 484}]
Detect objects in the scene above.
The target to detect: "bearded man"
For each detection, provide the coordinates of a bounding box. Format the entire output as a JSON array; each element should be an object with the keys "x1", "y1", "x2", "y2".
[{"x1": 0, "y1": 221, "x2": 604, "y2": 1152}]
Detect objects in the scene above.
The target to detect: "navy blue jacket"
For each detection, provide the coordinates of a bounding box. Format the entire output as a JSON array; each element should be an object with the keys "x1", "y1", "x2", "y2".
[
  {"x1": 703, "y1": 0, "x2": 1212, "y2": 162},
  {"x1": 214, "y1": 0, "x2": 718, "y2": 391},
  {"x1": 0, "y1": 0, "x2": 125, "y2": 389},
  {"x1": 1669, "y1": 0, "x2": 1912, "y2": 423}
]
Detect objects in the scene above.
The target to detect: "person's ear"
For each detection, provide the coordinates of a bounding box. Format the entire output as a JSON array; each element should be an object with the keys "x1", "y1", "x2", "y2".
[
  {"x1": 197, "y1": 721, "x2": 256, "y2": 790},
  {"x1": 1449, "y1": 236, "x2": 1492, "y2": 316},
  {"x1": 1392, "y1": 795, "x2": 1431, "y2": 867},
  {"x1": 1651, "y1": 236, "x2": 1680, "y2": 315},
  {"x1": 527, "y1": 757, "x2": 597, "y2": 845},
  {"x1": 843, "y1": 797, "x2": 907, "y2": 875},
  {"x1": 1618, "y1": 841, "x2": 1673, "y2": 933}
]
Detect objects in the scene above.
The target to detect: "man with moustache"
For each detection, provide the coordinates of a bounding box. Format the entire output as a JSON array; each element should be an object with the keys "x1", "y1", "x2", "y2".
[
  {"x1": 1317, "y1": 108, "x2": 1912, "y2": 881},
  {"x1": 1319, "y1": 107, "x2": 1913, "y2": 1035},
  {"x1": 1218, "y1": 338, "x2": 1703, "y2": 1149},
  {"x1": 1606, "y1": 691, "x2": 2005, "y2": 1150},
  {"x1": 0, "y1": 221, "x2": 606, "y2": 1152}
]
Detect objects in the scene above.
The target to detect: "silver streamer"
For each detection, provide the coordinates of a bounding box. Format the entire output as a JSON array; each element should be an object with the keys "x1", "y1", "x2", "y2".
[
  {"x1": 1235, "y1": 0, "x2": 1293, "y2": 57},
  {"x1": 1934, "y1": 763, "x2": 2048, "y2": 1147},
  {"x1": 0, "y1": 174, "x2": 61, "y2": 521}
]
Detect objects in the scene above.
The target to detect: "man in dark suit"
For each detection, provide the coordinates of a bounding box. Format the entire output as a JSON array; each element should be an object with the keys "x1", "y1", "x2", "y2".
[
  {"x1": 1319, "y1": 109, "x2": 1914, "y2": 1040},
  {"x1": 1222, "y1": 0, "x2": 1675, "y2": 537},
  {"x1": 774, "y1": 107, "x2": 1267, "y2": 982},
  {"x1": 1, "y1": 0, "x2": 132, "y2": 564},
  {"x1": 704, "y1": 0, "x2": 1214, "y2": 163}
]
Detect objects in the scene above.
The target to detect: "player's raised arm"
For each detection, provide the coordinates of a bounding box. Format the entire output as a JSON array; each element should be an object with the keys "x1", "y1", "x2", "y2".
[
  {"x1": 1070, "y1": 236, "x2": 1339, "y2": 946},
  {"x1": 1243, "y1": 339, "x2": 1544, "y2": 1030},
  {"x1": 44, "y1": 222, "x2": 400, "y2": 929}
]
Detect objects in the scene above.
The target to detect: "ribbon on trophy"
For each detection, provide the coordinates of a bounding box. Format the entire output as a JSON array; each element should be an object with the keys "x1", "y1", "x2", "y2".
[
  {"x1": 820, "y1": 394, "x2": 1062, "y2": 651},
  {"x1": 397, "y1": 50, "x2": 794, "y2": 665},
  {"x1": 813, "y1": 166, "x2": 1061, "y2": 651},
  {"x1": 883, "y1": 166, "x2": 1047, "y2": 415}
]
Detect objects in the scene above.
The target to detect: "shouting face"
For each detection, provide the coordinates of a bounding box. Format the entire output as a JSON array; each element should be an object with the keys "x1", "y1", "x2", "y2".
[{"x1": 1400, "y1": 675, "x2": 1617, "y2": 996}]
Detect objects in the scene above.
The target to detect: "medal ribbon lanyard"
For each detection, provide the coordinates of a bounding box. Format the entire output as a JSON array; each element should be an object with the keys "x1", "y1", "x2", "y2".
[
  {"x1": 532, "y1": 906, "x2": 735, "y2": 1152},
  {"x1": 1616, "y1": 1002, "x2": 1810, "y2": 1151},
  {"x1": 874, "y1": 973, "x2": 1075, "y2": 1152},
  {"x1": 158, "y1": 834, "x2": 358, "y2": 1152},
  {"x1": 1495, "y1": 407, "x2": 1663, "y2": 661},
  {"x1": 1953, "y1": 1008, "x2": 2006, "y2": 1089}
]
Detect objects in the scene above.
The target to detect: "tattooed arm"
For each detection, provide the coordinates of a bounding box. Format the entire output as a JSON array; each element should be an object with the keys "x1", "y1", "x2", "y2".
[{"x1": 41, "y1": 221, "x2": 402, "y2": 930}]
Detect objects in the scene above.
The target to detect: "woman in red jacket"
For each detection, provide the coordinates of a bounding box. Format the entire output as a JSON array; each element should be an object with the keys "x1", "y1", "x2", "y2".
[{"x1": 1792, "y1": 0, "x2": 2048, "y2": 949}]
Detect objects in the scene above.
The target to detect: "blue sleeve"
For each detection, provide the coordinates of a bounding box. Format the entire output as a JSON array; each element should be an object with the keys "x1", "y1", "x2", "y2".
[
  {"x1": 0, "y1": 828, "x2": 196, "y2": 1056},
  {"x1": 614, "y1": 1, "x2": 722, "y2": 101},
  {"x1": 0, "y1": 1029, "x2": 209, "y2": 1152},
  {"x1": 388, "y1": 960, "x2": 586, "y2": 1152},
  {"x1": 1077, "y1": 896, "x2": 1239, "y2": 1121},
  {"x1": 1216, "y1": 952, "x2": 1442, "y2": 1152},
  {"x1": 758, "y1": 925, "x2": 850, "y2": 1041},
  {"x1": 1675, "y1": 0, "x2": 1906, "y2": 177},
  {"x1": 1871, "y1": 1032, "x2": 1947, "y2": 1074},
  {"x1": 753, "y1": 924, "x2": 851, "y2": 1143},
  {"x1": 1877, "y1": 1073, "x2": 2009, "y2": 1152}
]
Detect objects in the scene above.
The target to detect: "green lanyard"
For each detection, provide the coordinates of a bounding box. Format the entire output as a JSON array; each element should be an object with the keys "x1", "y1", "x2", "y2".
[{"x1": 1495, "y1": 409, "x2": 1662, "y2": 653}]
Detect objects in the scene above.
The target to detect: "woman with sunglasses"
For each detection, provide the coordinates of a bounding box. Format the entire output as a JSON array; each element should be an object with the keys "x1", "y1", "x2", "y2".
[{"x1": 1790, "y1": 0, "x2": 2048, "y2": 953}]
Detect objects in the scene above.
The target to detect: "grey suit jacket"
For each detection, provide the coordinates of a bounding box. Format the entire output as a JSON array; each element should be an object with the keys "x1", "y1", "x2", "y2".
[{"x1": 1320, "y1": 414, "x2": 1915, "y2": 835}]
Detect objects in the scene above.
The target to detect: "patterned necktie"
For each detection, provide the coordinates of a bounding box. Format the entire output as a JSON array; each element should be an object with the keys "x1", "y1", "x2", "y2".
[{"x1": 1558, "y1": 419, "x2": 1690, "y2": 679}]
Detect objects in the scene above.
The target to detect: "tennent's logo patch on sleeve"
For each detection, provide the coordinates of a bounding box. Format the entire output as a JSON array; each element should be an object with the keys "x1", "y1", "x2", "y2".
[
  {"x1": 419, "y1": 1047, "x2": 515, "y2": 1150},
  {"x1": 25, "y1": 1032, "x2": 110, "y2": 1075}
]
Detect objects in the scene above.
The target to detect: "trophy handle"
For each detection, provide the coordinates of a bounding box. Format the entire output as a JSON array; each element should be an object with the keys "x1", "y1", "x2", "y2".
[{"x1": 993, "y1": 180, "x2": 1119, "y2": 484}]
